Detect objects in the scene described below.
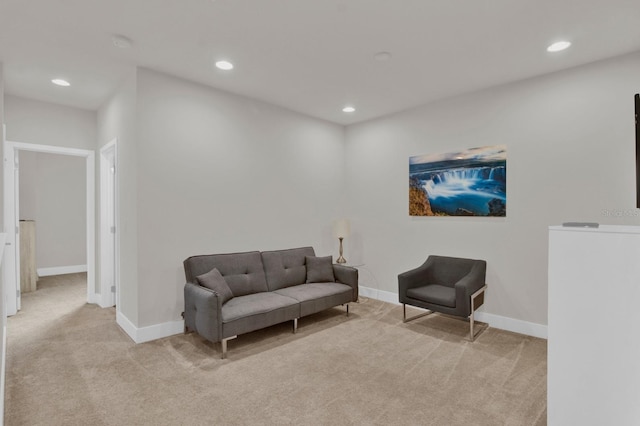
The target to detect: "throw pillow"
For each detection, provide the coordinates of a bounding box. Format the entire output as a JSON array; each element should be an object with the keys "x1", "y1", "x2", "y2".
[
  {"x1": 196, "y1": 267, "x2": 234, "y2": 304},
  {"x1": 305, "y1": 255, "x2": 335, "y2": 283}
]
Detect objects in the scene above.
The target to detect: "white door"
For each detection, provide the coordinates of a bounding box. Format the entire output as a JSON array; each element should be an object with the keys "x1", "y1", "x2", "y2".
[
  {"x1": 100, "y1": 141, "x2": 117, "y2": 308},
  {"x1": 3, "y1": 143, "x2": 20, "y2": 315}
]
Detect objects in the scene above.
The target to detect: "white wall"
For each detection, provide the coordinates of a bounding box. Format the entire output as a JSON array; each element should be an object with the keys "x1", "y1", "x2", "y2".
[
  {"x1": 97, "y1": 70, "x2": 138, "y2": 323},
  {"x1": 134, "y1": 69, "x2": 346, "y2": 327},
  {"x1": 0, "y1": 62, "x2": 5, "y2": 228},
  {"x1": 0, "y1": 234, "x2": 6, "y2": 426},
  {"x1": 4, "y1": 95, "x2": 96, "y2": 274},
  {"x1": 548, "y1": 225, "x2": 640, "y2": 425},
  {"x1": 0, "y1": 62, "x2": 6, "y2": 426},
  {"x1": 345, "y1": 52, "x2": 640, "y2": 328},
  {"x1": 19, "y1": 151, "x2": 86, "y2": 270},
  {"x1": 6, "y1": 53, "x2": 640, "y2": 340},
  {"x1": 4, "y1": 95, "x2": 96, "y2": 151}
]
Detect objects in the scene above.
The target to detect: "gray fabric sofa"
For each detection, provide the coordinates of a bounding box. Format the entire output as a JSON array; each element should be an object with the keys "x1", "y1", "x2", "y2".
[{"x1": 183, "y1": 246, "x2": 358, "y2": 358}]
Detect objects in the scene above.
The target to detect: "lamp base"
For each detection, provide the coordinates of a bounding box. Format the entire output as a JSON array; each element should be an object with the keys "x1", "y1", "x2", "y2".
[{"x1": 336, "y1": 237, "x2": 346, "y2": 264}]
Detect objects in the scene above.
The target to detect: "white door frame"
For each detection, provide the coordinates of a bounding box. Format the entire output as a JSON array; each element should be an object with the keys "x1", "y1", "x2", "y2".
[
  {"x1": 3, "y1": 141, "x2": 95, "y2": 315},
  {"x1": 3, "y1": 143, "x2": 20, "y2": 315},
  {"x1": 99, "y1": 139, "x2": 118, "y2": 308}
]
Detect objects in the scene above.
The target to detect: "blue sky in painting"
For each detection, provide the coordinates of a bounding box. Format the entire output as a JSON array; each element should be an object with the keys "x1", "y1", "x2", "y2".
[{"x1": 410, "y1": 144, "x2": 506, "y2": 165}]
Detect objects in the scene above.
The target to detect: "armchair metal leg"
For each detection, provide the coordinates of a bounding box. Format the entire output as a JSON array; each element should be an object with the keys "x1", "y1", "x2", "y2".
[
  {"x1": 221, "y1": 335, "x2": 237, "y2": 359},
  {"x1": 402, "y1": 304, "x2": 432, "y2": 323},
  {"x1": 468, "y1": 285, "x2": 488, "y2": 342}
]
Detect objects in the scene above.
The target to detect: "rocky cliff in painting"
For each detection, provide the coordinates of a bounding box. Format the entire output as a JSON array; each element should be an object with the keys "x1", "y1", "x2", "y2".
[
  {"x1": 409, "y1": 177, "x2": 434, "y2": 216},
  {"x1": 409, "y1": 145, "x2": 507, "y2": 217}
]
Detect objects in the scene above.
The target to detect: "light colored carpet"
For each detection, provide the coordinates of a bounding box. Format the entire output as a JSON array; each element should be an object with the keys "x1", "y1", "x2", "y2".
[{"x1": 5, "y1": 274, "x2": 547, "y2": 425}]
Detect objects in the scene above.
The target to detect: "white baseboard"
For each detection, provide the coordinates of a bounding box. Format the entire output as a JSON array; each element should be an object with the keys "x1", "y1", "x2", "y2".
[
  {"x1": 360, "y1": 286, "x2": 399, "y2": 305},
  {"x1": 37, "y1": 264, "x2": 87, "y2": 277},
  {"x1": 113, "y1": 286, "x2": 546, "y2": 345},
  {"x1": 474, "y1": 312, "x2": 548, "y2": 339},
  {"x1": 359, "y1": 285, "x2": 548, "y2": 339},
  {"x1": 87, "y1": 293, "x2": 101, "y2": 305},
  {"x1": 116, "y1": 311, "x2": 184, "y2": 344}
]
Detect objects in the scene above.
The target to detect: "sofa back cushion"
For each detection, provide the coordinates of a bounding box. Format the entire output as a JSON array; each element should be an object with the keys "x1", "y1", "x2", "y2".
[
  {"x1": 262, "y1": 247, "x2": 315, "y2": 291},
  {"x1": 305, "y1": 255, "x2": 335, "y2": 283},
  {"x1": 184, "y1": 251, "x2": 268, "y2": 297},
  {"x1": 195, "y1": 267, "x2": 234, "y2": 304}
]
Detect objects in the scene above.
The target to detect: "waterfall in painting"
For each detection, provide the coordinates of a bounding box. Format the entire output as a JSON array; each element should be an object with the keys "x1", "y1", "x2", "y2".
[{"x1": 409, "y1": 145, "x2": 506, "y2": 217}]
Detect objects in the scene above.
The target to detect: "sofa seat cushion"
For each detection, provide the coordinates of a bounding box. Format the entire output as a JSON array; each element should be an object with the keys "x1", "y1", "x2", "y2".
[
  {"x1": 222, "y1": 292, "x2": 298, "y2": 323},
  {"x1": 274, "y1": 283, "x2": 352, "y2": 317},
  {"x1": 406, "y1": 284, "x2": 456, "y2": 308},
  {"x1": 220, "y1": 292, "x2": 300, "y2": 339}
]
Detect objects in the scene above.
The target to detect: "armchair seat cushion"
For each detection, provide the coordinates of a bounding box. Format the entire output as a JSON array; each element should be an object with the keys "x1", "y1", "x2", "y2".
[{"x1": 406, "y1": 284, "x2": 456, "y2": 308}]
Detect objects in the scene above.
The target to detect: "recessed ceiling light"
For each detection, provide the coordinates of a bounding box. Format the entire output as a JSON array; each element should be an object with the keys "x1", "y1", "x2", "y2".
[
  {"x1": 342, "y1": 106, "x2": 355, "y2": 113},
  {"x1": 112, "y1": 35, "x2": 133, "y2": 49},
  {"x1": 215, "y1": 60, "x2": 234, "y2": 71},
  {"x1": 374, "y1": 51, "x2": 392, "y2": 62},
  {"x1": 51, "y1": 79, "x2": 70, "y2": 87},
  {"x1": 547, "y1": 41, "x2": 571, "y2": 52}
]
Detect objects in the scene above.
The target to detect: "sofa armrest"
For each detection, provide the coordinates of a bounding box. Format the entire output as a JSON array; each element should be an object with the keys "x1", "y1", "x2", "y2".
[
  {"x1": 333, "y1": 264, "x2": 359, "y2": 302},
  {"x1": 184, "y1": 282, "x2": 223, "y2": 343}
]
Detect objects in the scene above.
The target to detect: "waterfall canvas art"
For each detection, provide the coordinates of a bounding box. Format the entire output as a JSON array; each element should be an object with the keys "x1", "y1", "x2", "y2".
[{"x1": 409, "y1": 145, "x2": 506, "y2": 217}]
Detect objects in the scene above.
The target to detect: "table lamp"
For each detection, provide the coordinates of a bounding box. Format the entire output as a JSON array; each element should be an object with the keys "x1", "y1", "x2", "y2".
[{"x1": 332, "y1": 219, "x2": 350, "y2": 264}]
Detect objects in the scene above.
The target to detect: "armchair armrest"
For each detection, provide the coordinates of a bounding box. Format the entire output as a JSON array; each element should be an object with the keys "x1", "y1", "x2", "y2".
[
  {"x1": 332, "y1": 264, "x2": 359, "y2": 302},
  {"x1": 398, "y1": 257, "x2": 435, "y2": 297},
  {"x1": 454, "y1": 260, "x2": 487, "y2": 315},
  {"x1": 184, "y1": 282, "x2": 223, "y2": 343}
]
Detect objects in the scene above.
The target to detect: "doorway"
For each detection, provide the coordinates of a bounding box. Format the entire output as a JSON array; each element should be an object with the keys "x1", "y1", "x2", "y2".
[
  {"x1": 99, "y1": 139, "x2": 118, "y2": 308},
  {"x1": 3, "y1": 141, "x2": 95, "y2": 316}
]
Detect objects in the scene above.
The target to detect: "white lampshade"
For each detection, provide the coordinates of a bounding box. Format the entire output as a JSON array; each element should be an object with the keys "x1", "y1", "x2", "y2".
[{"x1": 333, "y1": 219, "x2": 350, "y2": 238}]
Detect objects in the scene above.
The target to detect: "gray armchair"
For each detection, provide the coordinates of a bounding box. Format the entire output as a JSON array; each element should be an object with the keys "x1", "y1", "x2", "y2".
[{"x1": 398, "y1": 255, "x2": 487, "y2": 341}]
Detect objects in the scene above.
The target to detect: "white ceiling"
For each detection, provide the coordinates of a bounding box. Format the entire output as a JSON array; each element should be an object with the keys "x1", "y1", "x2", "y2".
[{"x1": 1, "y1": 0, "x2": 640, "y2": 125}]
